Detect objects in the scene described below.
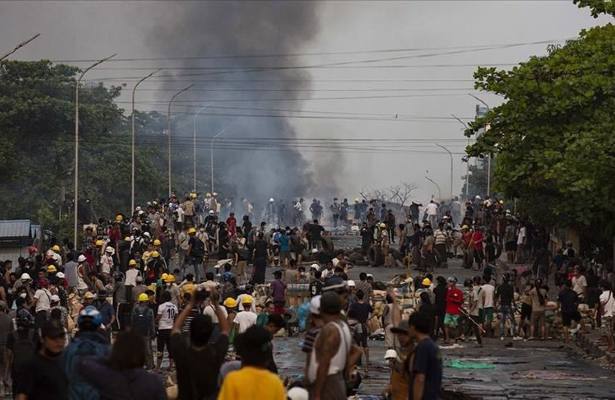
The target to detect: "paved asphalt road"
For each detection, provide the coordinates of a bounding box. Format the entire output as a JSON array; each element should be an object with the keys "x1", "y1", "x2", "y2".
[{"x1": 273, "y1": 234, "x2": 615, "y2": 399}]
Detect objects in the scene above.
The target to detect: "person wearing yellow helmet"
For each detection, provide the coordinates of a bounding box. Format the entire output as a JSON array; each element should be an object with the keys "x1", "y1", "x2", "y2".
[
  {"x1": 187, "y1": 227, "x2": 206, "y2": 282},
  {"x1": 145, "y1": 251, "x2": 167, "y2": 285},
  {"x1": 51, "y1": 244, "x2": 61, "y2": 253},
  {"x1": 132, "y1": 292, "x2": 156, "y2": 369},
  {"x1": 153, "y1": 239, "x2": 162, "y2": 247}
]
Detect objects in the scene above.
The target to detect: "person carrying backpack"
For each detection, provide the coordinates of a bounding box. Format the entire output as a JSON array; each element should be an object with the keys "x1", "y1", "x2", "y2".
[
  {"x1": 131, "y1": 293, "x2": 155, "y2": 369},
  {"x1": 63, "y1": 306, "x2": 110, "y2": 400}
]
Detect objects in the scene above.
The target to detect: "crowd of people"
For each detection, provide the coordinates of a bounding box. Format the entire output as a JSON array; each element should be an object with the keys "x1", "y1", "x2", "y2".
[{"x1": 1, "y1": 191, "x2": 614, "y2": 400}]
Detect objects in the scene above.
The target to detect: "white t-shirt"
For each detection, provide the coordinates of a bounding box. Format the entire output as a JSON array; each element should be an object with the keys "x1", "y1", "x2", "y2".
[
  {"x1": 600, "y1": 291, "x2": 615, "y2": 317},
  {"x1": 234, "y1": 310, "x2": 257, "y2": 333},
  {"x1": 480, "y1": 283, "x2": 495, "y2": 308},
  {"x1": 203, "y1": 303, "x2": 228, "y2": 324},
  {"x1": 176, "y1": 207, "x2": 185, "y2": 223},
  {"x1": 34, "y1": 288, "x2": 52, "y2": 313},
  {"x1": 517, "y1": 227, "x2": 526, "y2": 245},
  {"x1": 572, "y1": 275, "x2": 587, "y2": 298},
  {"x1": 157, "y1": 301, "x2": 178, "y2": 330},
  {"x1": 426, "y1": 203, "x2": 438, "y2": 216},
  {"x1": 125, "y1": 268, "x2": 139, "y2": 286}
]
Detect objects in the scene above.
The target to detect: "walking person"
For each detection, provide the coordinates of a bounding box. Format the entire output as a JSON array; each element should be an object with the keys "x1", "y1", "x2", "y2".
[{"x1": 407, "y1": 312, "x2": 442, "y2": 400}]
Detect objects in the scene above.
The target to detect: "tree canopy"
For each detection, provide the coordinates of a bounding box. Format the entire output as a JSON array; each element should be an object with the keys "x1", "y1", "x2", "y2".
[
  {"x1": 465, "y1": 17, "x2": 615, "y2": 243},
  {"x1": 0, "y1": 60, "x2": 168, "y2": 238}
]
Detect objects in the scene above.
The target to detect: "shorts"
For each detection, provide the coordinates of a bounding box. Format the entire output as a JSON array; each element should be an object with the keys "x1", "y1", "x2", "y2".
[
  {"x1": 157, "y1": 329, "x2": 172, "y2": 354},
  {"x1": 530, "y1": 311, "x2": 546, "y2": 326},
  {"x1": 521, "y1": 304, "x2": 532, "y2": 320},
  {"x1": 481, "y1": 307, "x2": 494, "y2": 323},
  {"x1": 354, "y1": 324, "x2": 369, "y2": 347},
  {"x1": 562, "y1": 311, "x2": 581, "y2": 327},
  {"x1": 444, "y1": 313, "x2": 460, "y2": 328},
  {"x1": 602, "y1": 316, "x2": 614, "y2": 335}
]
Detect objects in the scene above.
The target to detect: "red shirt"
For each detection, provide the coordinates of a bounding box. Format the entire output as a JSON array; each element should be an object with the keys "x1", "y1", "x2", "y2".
[
  {"x1": 445, "y1": 286, "x2": 464, "y2": 315},
  {"x1": 462, "y1": 231, "x2": 473, "y2": 247},
  {"x1": 471, "y1": 231, "x2": 484, "y2": 251},
  {"x1": 226, "y1": 216, "x2": 237, "y2": 237}
]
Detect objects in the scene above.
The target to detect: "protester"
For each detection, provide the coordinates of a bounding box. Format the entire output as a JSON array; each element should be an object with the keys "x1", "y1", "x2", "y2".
[
  {"x1": 14, "y1": 320, "x2": 68, "y2": 400},
  {"x1": 171, "y1": 288, "x2": 229, "y2": 400},
  {"x1": 78, "y1": 330, "x2": 166, "y2": 400},
  {"x1": 407, "y1": 312, "x2": 442, "y2": 400},
  {"x1": 218, "y1": 326, "x2": 286, "y2": 400}
]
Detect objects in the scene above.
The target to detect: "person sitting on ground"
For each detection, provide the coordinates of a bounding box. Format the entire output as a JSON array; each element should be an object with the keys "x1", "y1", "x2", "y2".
[{"x1": 218, "y1": 326, "x2": 286, "y2": 400}]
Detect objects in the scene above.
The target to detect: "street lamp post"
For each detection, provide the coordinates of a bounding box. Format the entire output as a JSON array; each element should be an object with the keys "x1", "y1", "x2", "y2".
[
  {"x1": 425, "y1": 175, "x2": 442, "y2": 200},
  {"x1": 468, "y1": 94, "x2": 492, "y2": 197},
  {"x1": 210, "y1": 126, "x2": 229, "y2": 194},
  {"x1": 435, "y1": 144, "x2": 453, "y2": 199},
  {"x1": 451, "y1": 114, "x2": 470, "y2": 199},
  {"x1": 192, "y1": 105, "x2": 210, "y2": 193},
  {"x1": 167, "y1": 84, "x2": 193, "y2": 198},
  {"x1": 74, "y1": 54, "x2": 117, "y2": 247},
  {"x1": 131, "y1": 69, "x2": 160, "y2": 213},
  {"x1": 0, "y1": 33, "x2": 40, "y2": 62}
]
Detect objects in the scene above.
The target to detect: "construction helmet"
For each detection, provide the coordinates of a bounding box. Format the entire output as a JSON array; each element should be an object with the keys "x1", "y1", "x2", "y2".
[
  {"x1": 138, "y1": 293, "x2": 149, "y2": 302},
  {"x1": 115, "y1": 214, "x2": 123, "y2": 222},
  {"x1": 164, "y1": 274, "x2": 176, "y2": 283},
  {"x1": 161, "y1": 273, "x2": 169, "y2": 281},
  {"x1": 151, "y1": 251, "x2": 160, "y2": 258},
  {"x1": 153, "y1": 239, "x2": 161, "y2": 246},
  {"x1": 422, "y1": 277, "x2": 432, "y2": 286},
  {"x1": 188, "y1": 227, "x2": 197, "y2": 235},
  {"x1": 223, "y1": 297, "x2": 238, "y2": 308},
  {"x1": 47, "y1": 265, "x2": 57, "y2": 273},
  {"x1": 95, "y1": 239, "x2": 104, "y2": 247},
  {"x1": 51, "y1": 245, "x2": 61, "y2": 252},
  {"x1": 128, "y1": 259, "x2": 137, "y2": 266}
]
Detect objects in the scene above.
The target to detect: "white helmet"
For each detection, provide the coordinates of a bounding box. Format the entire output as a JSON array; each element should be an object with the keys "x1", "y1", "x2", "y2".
[
  {"x1": 77, "y1": 255, "x2": 87, "y2": 263},
  {"x1": 384, "y1": 349, "x2": 398, "y2": 360},
  {"x1": 269, "y1": 198, "x2": 275, "y2": 202},
  {"x1": 310, "y1": 263, "x2": 320, "y2": 271},
  {"x1": 347, "y1": 280, "x2": 356, "y2": 287},
  {"x1": 287, "y1": 387, "x2": 309, "y2": 400},
  {"x1": 20, "y1": 273, "x2": 31, "y2": 281}
]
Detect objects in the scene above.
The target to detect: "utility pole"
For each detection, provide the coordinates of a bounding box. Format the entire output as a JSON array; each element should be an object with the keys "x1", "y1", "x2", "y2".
[
  {"x1": 469, "y1": 94, "x2": 491, "y2": 198},
  {"x1": 451, "y1": 114, "x2": 470, "y2": 199}
]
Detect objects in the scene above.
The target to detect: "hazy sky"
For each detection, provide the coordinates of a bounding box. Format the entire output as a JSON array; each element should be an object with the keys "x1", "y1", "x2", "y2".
[{"x1": 0, "y1": 1, "x2": 609, "y2": 202}]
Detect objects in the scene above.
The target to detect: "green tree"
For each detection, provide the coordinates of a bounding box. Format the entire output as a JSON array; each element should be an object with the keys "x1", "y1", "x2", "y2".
[
  {"x1": 465, "y1": 14, "x2": 615, "y2": 252},
  {"x1": 0, "y1": 61, "x2": 166, "y2": 239}
]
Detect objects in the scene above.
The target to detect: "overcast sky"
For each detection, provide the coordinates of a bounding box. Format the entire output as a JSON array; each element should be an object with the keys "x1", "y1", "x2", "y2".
[{"x1": 0, "y1": 1, "x2": 610, "y2": 202}]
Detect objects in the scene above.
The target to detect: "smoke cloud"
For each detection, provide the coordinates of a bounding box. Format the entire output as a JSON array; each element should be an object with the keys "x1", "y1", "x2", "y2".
[{"x1": 147, "y1": 1, "x2": 322, "y2": 205}]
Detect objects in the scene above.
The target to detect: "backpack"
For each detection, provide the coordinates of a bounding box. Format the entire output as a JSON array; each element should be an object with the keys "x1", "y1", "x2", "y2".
[
  {"x1": 191, "y1": 238, "x2": 205, "y2": 258},
  {"x1": 64, "y1": 333, "x2": 110, "y2": 400},
  {"x1": 132, "y1": 306, "x2": 152, "y2": 337}
]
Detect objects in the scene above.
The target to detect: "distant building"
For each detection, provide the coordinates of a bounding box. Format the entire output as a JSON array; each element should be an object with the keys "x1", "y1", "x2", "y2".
[{"x1": 0, "y1": 219, "x2": 41, "y2": 264}]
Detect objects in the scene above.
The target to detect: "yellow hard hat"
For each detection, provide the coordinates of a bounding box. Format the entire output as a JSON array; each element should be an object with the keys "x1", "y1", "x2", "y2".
[
  {"x1": 153, "y1": 239, "x2": 161, "y2": 246},
  {"x1": 461, "y1": 225, "x2": 469, "y2": 230},
  {"x1": 223, "y1": 297, "x2": 238, "y2": 308},
  {"x1": 151, "y1": 251, "x2": 160, "y2": 258},
  {"x1": 124, "y1": 236, "x2": 131, "y2": 241},
  {"x1": 47, "y1": 265, "x2": 57, "y2": 273},
  {"x1": 138, "y1": 293, "x2": 149, "y2": 302},
  {"x1": 128, "y1": 259, "x2": 137, "y2": 266},
  {"x1": 190, "y1": 192, "x2": 197, "y2": 199},
  {"x1": 95, "y1": 240, "x2": 104, "y2": 247},
  {"x1": 379, "y1": 223, "x2": 387, "y2": 229},
  {"x1": 422, "y1": 278, "x2": 432, "y2": 286},
  {"x1": 241, "y1": 295, "x2": 254, "y2": 305},
  {"x1": 84, "y1": 291, "x2": 95, "y2": 300},
  {"x1": 51, "y1": 245, "x2": 60, "y2": 252},
  {"x1": 188, "y1": 227, "x2": 197, "y2": 235},
  {"x1": 164, "y1": 274, "x2": 176, "y2": 283},
  {"x1": 115, "y1": 215, "x2": 123, "y2": 222},
  {"x1": 161, "y1": 273, "x2": 169, "y2": 281}
]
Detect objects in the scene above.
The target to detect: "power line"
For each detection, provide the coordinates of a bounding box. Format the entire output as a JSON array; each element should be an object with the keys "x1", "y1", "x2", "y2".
[
  {"x1": 52, "y1": 38, "x2": 567, "y2": 63},
  {"x1": 132, "y1": 87, "x2": 473, "y2": 93}
]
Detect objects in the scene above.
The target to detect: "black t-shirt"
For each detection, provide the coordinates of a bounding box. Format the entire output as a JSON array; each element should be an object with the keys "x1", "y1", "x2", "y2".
[
  {"x1": 559, "y1": 288, "x2": 579, "y2": 314},
  {"x1": 309, "y1": 280, "x2": 323, "y2": 296},
  {"x1": 348, "y1": 302, "x2": 372, "y2": 324},
  {"x1": 170, "y1": 333, "x2": 229, "y2": 400},
  {"x1": 496, "y1": 283, "x2": 514, "y2": 306},
  {"x1": 409, "y1": 338, "x2": 442, "y2": 400},
  {"x1": 17, "y1": 352, "x2": 68, "y2": 400},
  {"x1": 254, "y1": 240, "x2": 268, "y2": 259},
  {"x1": 308, "y1": 224, "x2": 324, "y2": 240}
]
